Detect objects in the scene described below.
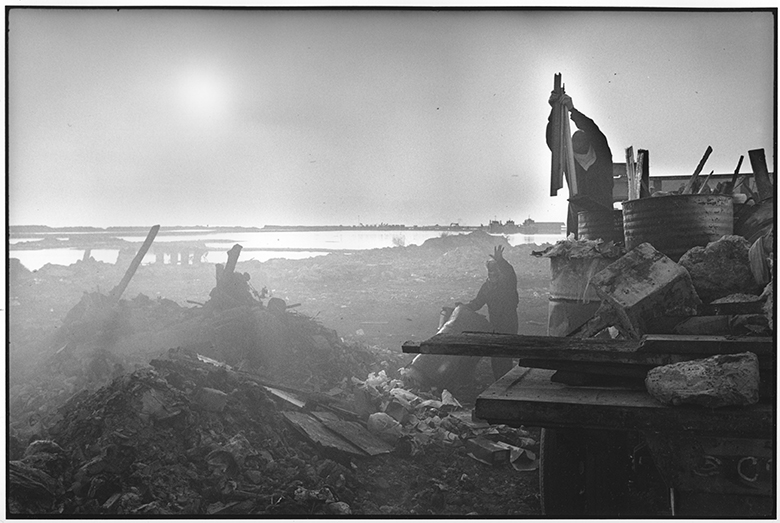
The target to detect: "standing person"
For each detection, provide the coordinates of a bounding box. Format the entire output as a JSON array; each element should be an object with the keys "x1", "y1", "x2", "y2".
[
  {"x1": 464, "y1": 245, "x2": 518, "y2": 380},
  {"x1": 546, "y1": 91, "x2": 614, "y2": 237}
]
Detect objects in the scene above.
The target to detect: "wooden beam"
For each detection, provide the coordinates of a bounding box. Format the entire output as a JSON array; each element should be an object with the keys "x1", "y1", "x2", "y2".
[{"x1": 402, "y1": 332, "x2": 774, "y2": 358}]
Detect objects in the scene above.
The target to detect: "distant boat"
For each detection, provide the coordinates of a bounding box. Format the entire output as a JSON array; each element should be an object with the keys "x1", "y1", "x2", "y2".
[{"x1": 486, "y1": 218, "x2": 564, "y2": 235}]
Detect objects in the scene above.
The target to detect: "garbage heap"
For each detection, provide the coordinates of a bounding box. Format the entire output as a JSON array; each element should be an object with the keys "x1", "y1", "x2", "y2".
[
  {"x1": 9, "y1": 344, "x2": 538, "y2": 516},
  {"x1": 9, "y1": 241, "x2": 538, "y2": 516}
]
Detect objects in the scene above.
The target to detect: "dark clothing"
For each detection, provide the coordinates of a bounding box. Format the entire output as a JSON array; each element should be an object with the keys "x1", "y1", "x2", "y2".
[
  {"x1": 547, "y1": 107, "x2": 614, "y2": 236},
  {"x1": 466, "y1": 256, "x2": 519, "y2": 379},
  {"x1": 466, "y1": 256, "x2": 519, "y2": 335}
]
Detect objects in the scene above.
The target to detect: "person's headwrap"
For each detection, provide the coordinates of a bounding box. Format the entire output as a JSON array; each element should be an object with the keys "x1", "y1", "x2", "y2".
[
  {"x1": 572, "y1": 130, "x2": 597, "y2": 170},
  {"x1": 486, "y1": 259, "x2": 499, "y2": 283}
]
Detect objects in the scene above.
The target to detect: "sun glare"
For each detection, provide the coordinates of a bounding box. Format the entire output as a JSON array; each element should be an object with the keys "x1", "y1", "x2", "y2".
[{"x1": 176, "y1": 69, "x2": 230, "y2": 120}]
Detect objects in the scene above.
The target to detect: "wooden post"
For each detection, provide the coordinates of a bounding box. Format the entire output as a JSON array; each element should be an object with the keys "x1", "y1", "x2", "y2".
[
  {"x1": 748, "y1": 149, "x2": 774, "y2": 202},
  {"x1": 224, "y1": 244, "x2": 243, "y2": 274},
  {"x1": 108, "y1": 224, "x2": 160, "y2": 302}
]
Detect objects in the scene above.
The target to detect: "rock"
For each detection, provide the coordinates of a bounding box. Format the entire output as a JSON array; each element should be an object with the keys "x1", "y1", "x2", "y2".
[
  {"x1": 645, "y1": 352, "x2": 760, "y2": 408},
  {"x1": 591, "y1": 243, "x2": 701, "y2": 338},
  {"x1": 678, "y1": 235, "x2": 760, "y2": 302},
  {"x1": 245, "y1": 470, "x2": 264, "y2": 484},
  {"x1": 326, "y1": 501, "x2": 352, "y2": 515}
]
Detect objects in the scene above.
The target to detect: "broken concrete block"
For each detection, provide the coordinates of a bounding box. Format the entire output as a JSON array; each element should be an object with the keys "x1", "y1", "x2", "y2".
[
  {"x1": 645, "y1": 352, "x2": 760, "y2": 408},
  {"x1": 591, "y1": 243, "x2": 701, "y2": 338},
  {"x1": 678, "y1": 235, "x2": 760, "y2": 302}
]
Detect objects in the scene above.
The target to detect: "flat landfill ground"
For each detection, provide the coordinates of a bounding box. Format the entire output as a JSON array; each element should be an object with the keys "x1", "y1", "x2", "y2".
[{"x1": 8, "y1": 231, "x2": 670, "y2": 516}]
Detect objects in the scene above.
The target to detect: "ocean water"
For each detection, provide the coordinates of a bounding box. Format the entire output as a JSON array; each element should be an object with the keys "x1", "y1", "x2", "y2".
[{"x1": 9, "y1": 229, "x2": 564, "y2": 271}]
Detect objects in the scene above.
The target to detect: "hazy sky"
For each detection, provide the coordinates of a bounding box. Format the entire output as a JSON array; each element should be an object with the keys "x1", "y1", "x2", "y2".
[{"x1": 8, "y1": 8, "x2": 775, "y2": 227}]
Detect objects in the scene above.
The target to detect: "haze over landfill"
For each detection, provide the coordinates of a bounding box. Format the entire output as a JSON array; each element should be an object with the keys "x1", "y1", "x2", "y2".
[{"x1": 8, "y1": 8, "x2": 775, "y2": 228}]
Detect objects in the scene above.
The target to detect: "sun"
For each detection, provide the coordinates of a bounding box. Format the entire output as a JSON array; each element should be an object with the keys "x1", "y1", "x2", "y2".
[{"x1": 176, "y1": 69, "x2": 230, "y2": 120}]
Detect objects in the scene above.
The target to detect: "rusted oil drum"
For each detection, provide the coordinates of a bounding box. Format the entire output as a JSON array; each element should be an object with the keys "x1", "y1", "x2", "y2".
[
  {"x1": 577, "y1": 210, "x2": 624, "y2": 243},
  {"x1": 547, "y1": 256, "x2": 613, "y2": 336},
  {"x1": 622, "y1": 194, "x2": 733, "y2": 262}
]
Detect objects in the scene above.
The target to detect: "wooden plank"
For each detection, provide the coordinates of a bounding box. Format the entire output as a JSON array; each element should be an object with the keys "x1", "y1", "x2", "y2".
[
  {"x1": 638, "y1": 334, "x2": 774, "y2": 356},
  {"x1": 403, "y1": 332, "x2": 774, "y2": 359},
  {"x1": 550, "y1": 73, "x2": 564, "y2": 197},
  {"x1": 310, "y1": 410, "x2": 394, "y2": 456},
  {"x1": 474, "y1": 367, "x2": 773, "y2": 438},
  {"x1": 264, "y1": 386, "x2": 306, "y2": 409},
  {"x1": 625, "y1": 147, "x2": 638, "y2": 200},
  {"x1": 681, "y1": 145, "x2": 713, "y2": 194},
  {"x1": 402, "y1": 333, "x2": 775, "y2": 384},
  {"x1": 637, "y1": 149, "x2": 650, "y2": 198},
  {"x1": 748, "y1": 148, "x2": 774, "y2": 201},
  {"x1": 698, "y1": 300, "x2": 766, "y2": 316},
  {"x1": 282, "y1": 411, "x2": 367, "y2": 457},
  {"x1": 725, "y1": 155, "x2": 744, "y2": 194}
]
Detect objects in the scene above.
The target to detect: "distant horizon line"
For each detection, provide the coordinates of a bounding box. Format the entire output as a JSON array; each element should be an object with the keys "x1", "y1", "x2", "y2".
[{"x1": 10, "y1": 221, "x2": 566, "y2": 232}]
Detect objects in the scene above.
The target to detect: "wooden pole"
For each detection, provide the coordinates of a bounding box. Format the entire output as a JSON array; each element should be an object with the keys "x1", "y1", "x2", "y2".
[{"x1": 109, "y1": 224, "x2": 160, "y2": 302}]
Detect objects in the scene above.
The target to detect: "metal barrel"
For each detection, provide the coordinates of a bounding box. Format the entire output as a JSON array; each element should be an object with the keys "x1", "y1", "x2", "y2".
[
  {"x1": 547, "y1": 256, "x2": 613, "y2": 336},
  {"x1": 622, "y1": 194, "x2": 733, "y2": 262},
  {"x1": 577, "y1": 210, "x2": 624, "y2": 243}
]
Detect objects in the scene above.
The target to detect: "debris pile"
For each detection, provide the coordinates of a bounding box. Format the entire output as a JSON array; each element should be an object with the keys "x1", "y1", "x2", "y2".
[
  {"x1": 9, "y1": 345, "x2": 539, "y2": 516},
  {"x1": 9, "y1": 233, "x2": 549, "y2": 516}
]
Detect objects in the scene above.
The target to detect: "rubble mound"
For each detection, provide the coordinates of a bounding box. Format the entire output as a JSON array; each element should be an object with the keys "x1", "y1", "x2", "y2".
[{"x1": 9, "y1": 350, "x2": 541, "y2": 516}]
